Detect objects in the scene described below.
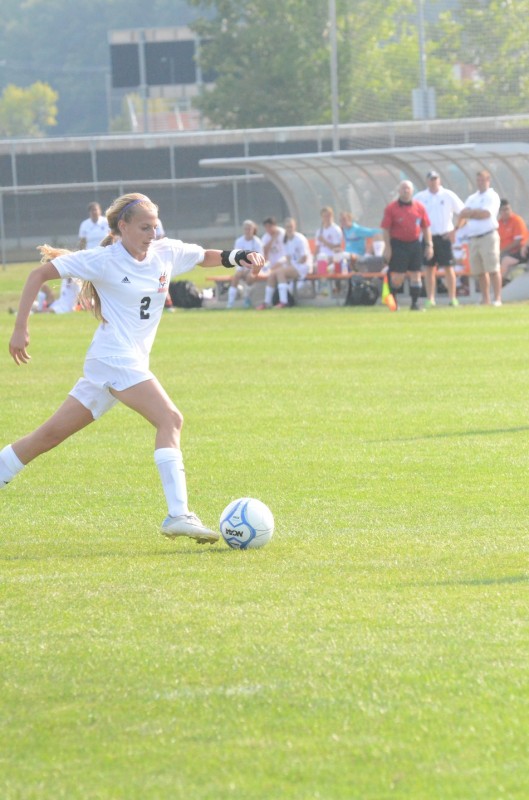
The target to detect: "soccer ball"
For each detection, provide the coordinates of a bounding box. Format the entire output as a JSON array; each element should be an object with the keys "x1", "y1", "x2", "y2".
[{"x1": 219, "y1": 498, "x2": 274, "y2": 550}]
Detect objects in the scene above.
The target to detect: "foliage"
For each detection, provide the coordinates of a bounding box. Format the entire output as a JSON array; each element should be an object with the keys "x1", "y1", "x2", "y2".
[
  {"x1": 189, "y1": 0, "x2": 529, "y2": 128},
  {"x1": 0, "y1": 0, "x2": 198, "y2": 136},
  {"x1": 0, "y1": 81, "x2": 58, "y2": 137}
]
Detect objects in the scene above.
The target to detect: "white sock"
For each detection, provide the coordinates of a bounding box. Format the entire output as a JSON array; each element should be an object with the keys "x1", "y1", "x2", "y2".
[
  {"x1": 227, "y1": 286, "x2": 237, "y2": 305},
  {"x1": 278, "y1": 282, "x2": 289, "y2": 304},
  {"x1": 264, "y1": 286, "x2": 274, "y2": 306},
  {"x1": 0, "y1": 444, "x2": 25, "y2": 484},
  {"x1": 154, "y1": 448, "x2": 188, "y2": 518}
]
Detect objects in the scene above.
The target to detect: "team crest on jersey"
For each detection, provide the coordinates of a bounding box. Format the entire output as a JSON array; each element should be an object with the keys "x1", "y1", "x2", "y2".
[{"x1": 157, "y1": 271, "x2": 168, "y2": 293}]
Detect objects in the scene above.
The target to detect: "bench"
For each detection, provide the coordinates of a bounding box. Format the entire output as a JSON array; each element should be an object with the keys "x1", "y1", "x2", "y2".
[{"x1": 206, "y1": 270, "x2": 385, "y2": 306}]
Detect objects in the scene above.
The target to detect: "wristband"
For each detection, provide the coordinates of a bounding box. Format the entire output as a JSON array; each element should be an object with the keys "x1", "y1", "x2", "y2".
[{"x1": 221, "y1": 249, "x2": 254, "y2": 268}]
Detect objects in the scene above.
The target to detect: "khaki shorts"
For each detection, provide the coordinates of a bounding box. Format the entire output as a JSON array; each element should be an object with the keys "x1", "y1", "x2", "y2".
[
  {"x1": 69, "y1": 357, "x2": 155, "y2": 420},
  {"x1": 469, "y1": 230, "x2": 500, "y2": 275}
]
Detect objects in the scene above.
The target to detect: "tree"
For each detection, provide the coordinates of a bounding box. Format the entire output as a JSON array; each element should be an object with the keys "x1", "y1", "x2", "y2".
[
  {"x1": 0, "y1": 82, "x2": 58, "y2": 137},
  {"x1": 187, "y1": 0, "x2": 436, "y2": 129}
]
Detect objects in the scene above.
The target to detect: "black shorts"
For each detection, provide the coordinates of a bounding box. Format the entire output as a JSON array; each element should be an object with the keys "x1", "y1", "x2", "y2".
[
  {"x1": 424, "y1": 234, "x2": 453, "y2": 268},
  {"x1": 389, "y1": 238, "x2": 422, "y2": 273}
]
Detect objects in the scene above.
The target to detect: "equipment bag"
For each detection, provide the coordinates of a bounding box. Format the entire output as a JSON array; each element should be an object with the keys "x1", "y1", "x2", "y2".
[
  {"x1": 344, "y1": 277, "x2": 380, "y2": 306},
  {"x1": 169, "y1": 280, "x2": 203, "y2": 309}
]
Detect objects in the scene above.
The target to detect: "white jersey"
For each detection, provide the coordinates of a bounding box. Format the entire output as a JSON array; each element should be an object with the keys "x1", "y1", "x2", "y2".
[
  {"x1": 314, "y1": 222, "x2": 342, "y2": 258},
  {"x1": 49, "y1": 277, "x2": 82, "y2": 314},
  {"x1": 284, "y1": 232, "x2": 313, "y2": 278},
  {"x1": 53, "y1": 238, "x2": 204, "y2": 364},
  {"x1": 413, "y1": 186, "x2": 464, "y2": 235},
  {"x1": 78, "y1": 216, "x2": 110, "y2": 249},
  {"x1": 262, "y1": 227, "x2": 286, "y2": 266},
  {"x1": 462, "y1": 187, "x2": 501, "y2": 237},
  {"x1": 234, "y1": 234, "x2": 263, "y2": 254}
]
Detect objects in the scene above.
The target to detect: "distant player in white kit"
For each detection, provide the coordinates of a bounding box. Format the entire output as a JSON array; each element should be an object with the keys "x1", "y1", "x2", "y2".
[
  {"x1": 1, "y1": 192, "x2": 264, "y2": 542},
  {"x1": 226, "y1": 219, "x2": 263, "y2": 309},
  {"x1": 78, "y1": 202, "x2": 110, "y2": 250}
]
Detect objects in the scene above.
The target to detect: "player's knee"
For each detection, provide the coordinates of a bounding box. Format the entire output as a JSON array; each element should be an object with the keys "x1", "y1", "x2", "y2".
[{"x1": 167, "y1": 406, "x2": 183, "y2": 433}]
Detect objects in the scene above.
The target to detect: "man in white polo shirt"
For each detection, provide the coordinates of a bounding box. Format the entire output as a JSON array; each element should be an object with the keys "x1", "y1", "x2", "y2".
[
  {"x1": 459, "y1": 170, "x2": 502, "y2": 306},
  {"x1": 415, "y1": 170, "x2": 464, "y2": 308}
]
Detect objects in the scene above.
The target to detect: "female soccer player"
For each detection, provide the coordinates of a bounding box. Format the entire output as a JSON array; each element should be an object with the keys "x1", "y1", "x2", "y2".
[{"x1": 1, "y1": 192, "x2": 264, "y2": 543}]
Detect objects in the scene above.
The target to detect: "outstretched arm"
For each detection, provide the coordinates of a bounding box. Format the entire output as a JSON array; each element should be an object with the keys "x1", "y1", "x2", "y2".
[
  {"x1": 200, "y1": 249, "x2": 265, "y2": 275},
  {"x1": 9, "y1": 262, "x2": 60, "y2": 365}
]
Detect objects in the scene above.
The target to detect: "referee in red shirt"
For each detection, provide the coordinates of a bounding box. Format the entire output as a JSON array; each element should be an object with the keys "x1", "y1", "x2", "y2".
[{"x1": 381, "y1": 180, "x2": 433, "y2": 311}]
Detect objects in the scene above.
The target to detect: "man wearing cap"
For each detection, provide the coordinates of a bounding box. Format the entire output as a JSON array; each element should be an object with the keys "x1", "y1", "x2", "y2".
[
  {"x1": 414, "y1": 171, "x2": 465, "y2": 308},
  {"x1": 381, "y1": 180, "x2": 432, "y2": 311},
  {"x1": 458, "y1": 170, "x2": 502, "y2": 306}
]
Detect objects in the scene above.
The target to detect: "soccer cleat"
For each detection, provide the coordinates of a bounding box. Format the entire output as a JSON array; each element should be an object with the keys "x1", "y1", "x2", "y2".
[
  {"x1": 0, "y1": 480, "x2": 9, "y2": 489},
  {"x1": 424, "y1": 299, "x2": 436, "y2": 309},
  {"x1": 448, "y1": 298, "x2": 459, "y2": 307},
  {"x1": 492, "y1": 300, "x2": 502, "y2": 307},
  {"x1": 256, "y1": 303, "x2": 270, "y2": 310},
  {"x1": 242, "y1": 297, "x2": 252, "y2": 309},
  {"x1": 161, "y1": 513, "x2": 219, "y2": 544},
  {"x1": 273, "y1": 302, "x2": 289, "y2": 309}
]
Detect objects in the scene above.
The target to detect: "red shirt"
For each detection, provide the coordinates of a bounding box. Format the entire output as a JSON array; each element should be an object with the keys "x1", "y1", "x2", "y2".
[{"x1": 381, "y1": 200, "x2": 430, "y2": 242}]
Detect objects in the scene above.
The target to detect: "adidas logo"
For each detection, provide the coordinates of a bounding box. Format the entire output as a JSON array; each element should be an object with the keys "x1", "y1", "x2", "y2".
[{"x1": 121, "y1": 277, "x2": 131, "y2": 284}]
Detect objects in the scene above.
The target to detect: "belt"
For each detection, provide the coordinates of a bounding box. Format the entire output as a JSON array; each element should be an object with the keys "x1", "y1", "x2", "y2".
[{"x1": 469, "y1": 230, "x2": 495, "y2": 239}]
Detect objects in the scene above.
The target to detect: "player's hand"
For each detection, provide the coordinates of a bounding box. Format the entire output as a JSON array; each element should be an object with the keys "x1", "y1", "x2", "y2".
[
  {"x1": 9, "y1": 328, "x2": 31, "y2": 365},
  {"x1": 241, "y1": 252, "x2": 265, "y2": 275}
]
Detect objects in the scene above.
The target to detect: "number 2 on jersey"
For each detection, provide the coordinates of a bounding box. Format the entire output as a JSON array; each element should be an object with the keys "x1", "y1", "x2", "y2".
[{"x1": 140, "y1": 296, "x2": 151, "y2": 319}]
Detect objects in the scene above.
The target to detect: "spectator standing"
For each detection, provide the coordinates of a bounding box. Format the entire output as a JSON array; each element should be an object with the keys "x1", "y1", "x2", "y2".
[
  {"x1": 381, "y1": 180, "x2": 432, "y2": 311},
  {"x1": 1, "y1": 192, "x2": 264, "y2": 542},
  {"x1": 226, "y1": 220, "x2": 263, "y2": 309},
  {"x1": 78, "y1": 202, "x2": 110, "y2": 250},
  {"x1": 459, "y1": 171, "x2": 502, "y2": 306},
  {"x1": 414, "y1": 171, "x2": 464, "y2": 308},
  {"x1": 497, "y1": 199, "x2": 529, "y2": 283}
]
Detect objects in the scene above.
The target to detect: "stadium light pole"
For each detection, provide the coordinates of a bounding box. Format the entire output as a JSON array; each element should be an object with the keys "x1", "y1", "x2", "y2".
[{"x1": 329, "y1": 0, "x2": 340, "y2": 152}]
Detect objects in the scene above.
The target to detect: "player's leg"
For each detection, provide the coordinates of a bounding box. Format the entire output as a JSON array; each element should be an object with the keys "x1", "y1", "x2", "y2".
[
  {"x1": 257, "y1": 265, "x2": 280, "y2": 309},
  {"x1": 407, "y1": 241, "x2": 424, "y2": 310},
  {"x1": 0, "y1": 395, "x2": 94, "y2": 488},
  {"x1": 273, "y1": 263, "x2": 298, "y2": 306},
  {"x1": 424, "y1": 265, "x2": 436, "y2": 306},
  {"x1": 387, "y1": 241, "x2": 406, "y2": 309},
  {"x1": 110, "y1": 378, "x2": 218, "y2": 543},
  {"x1": 227, "y1": 268, "x2": 243, "y2": 309},
  {"x1": 490, "y1": 270, "x2": 502, "y2": 305}
]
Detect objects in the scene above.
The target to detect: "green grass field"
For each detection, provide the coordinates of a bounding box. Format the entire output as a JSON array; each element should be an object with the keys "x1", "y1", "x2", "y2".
[{"x1": 2, "y1": 262, "x2": 529, "y2": 799}]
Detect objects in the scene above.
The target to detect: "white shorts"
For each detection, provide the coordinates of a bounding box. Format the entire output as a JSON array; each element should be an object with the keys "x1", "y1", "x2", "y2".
[{"x1": 69, "y1": 357, "x2": 155, "y2": 420}]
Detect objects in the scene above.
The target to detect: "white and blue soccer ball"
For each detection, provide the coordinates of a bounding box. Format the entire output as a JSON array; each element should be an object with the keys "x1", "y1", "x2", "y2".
[{"x1": 219, "y1": 498, "x2": 274, "y2": 550}]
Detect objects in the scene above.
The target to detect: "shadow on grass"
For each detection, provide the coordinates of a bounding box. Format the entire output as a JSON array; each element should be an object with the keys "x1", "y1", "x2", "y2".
[
  {"x1": 413, "y1": 574, "x2": 529, "y2": 587},
  {"x1": 1, "y1": 546, "x2": 231, "y2": 562},
  {"x1": 369, "y1": 425, "x2": 529, "y2": 443}
]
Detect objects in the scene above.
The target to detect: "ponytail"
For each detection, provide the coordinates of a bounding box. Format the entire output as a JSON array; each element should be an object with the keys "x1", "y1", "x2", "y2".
[{"x1": 37, "y1": 234, "x2": 118, "y2": 323}]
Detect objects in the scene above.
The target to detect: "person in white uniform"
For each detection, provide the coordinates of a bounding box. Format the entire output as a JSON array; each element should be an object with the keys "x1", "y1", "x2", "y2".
[
  {"x1": 78, "y1": 202, "x2": 110, "y2": 250},
  {"x1": 226, "y1": 220, "x2": 263, "y2": 309},
  {"x1": 257, "y1": 217, "x2": 312, "y2": 309},
  {"x1": 414, "y1": 171, "x2": 465, "y2": 308},
  {"x1": 1, "y1": 193, "x2": 264, "y2": 542},
  {"x1": 256, "y1": 217, "x2": 288, "y2": 309}
]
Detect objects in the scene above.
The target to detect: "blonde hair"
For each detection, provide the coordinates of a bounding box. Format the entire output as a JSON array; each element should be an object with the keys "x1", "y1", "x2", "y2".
[{"x1": 39, "y1": 192, "x2": 158, "y2": 322}]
